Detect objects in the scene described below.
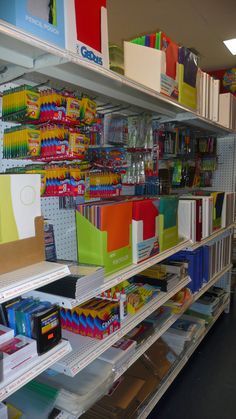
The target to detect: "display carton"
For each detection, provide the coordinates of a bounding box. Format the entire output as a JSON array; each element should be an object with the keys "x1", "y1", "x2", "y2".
[
  {"x1": 0, "y1": 0, "x2": 65, "y2": 48},
  {"x1": 65, "y1": 0, "x2": 109, "y2": 67}
]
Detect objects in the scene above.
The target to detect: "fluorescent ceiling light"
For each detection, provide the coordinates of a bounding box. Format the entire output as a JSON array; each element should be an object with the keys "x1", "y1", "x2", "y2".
[{"x1": 223, "y1": 38, "x2": 236, "y2": 55}]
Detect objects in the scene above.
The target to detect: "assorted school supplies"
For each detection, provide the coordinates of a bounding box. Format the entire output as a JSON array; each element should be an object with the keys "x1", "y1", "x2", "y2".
[
  {"x1": 125, "y1": 31, "x2": 179, "y2": 99},
  {"x1": 0, "y1": 297, "x2": 61, "y2": 354},
  {"x1": 2, "y1": 87, "x2": 97, "y2": 126},
  {"x1": 168, "y1": 230, "x2": 231, "y2": 293}
]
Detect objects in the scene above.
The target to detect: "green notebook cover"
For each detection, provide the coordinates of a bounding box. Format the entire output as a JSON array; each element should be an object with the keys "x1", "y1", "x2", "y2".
[{"x1": 155, "y1": 32, "x2": 161, "y2": 49}]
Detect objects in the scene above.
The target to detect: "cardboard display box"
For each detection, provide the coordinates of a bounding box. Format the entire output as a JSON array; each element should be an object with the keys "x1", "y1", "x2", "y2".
[
  {"x1": 0, "y1": 217, "x2": 45, "y2": 275},
  {"x1": 65, "y1": 0, "x2": 109, "y2": 67},
  {"x1": 0, "y1": 0, "x2": 65, "y2": 48}
]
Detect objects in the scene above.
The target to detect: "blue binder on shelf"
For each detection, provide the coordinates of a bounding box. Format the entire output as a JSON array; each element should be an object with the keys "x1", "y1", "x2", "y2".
[{"x1": 202, "y1": 245, "x2": 210, "y2": 283}]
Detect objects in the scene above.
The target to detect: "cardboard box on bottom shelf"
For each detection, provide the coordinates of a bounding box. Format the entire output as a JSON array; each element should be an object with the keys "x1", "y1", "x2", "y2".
[
  {"x1": 82, "y1": 339, "x2": 176, "y2": 419},
  {"x1": 81, "y1": 374, "x2": 145, "y2": 419}
]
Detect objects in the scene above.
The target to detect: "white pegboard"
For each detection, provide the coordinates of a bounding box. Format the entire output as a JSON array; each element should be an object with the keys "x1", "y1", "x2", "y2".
[
  {"x1": 0, "y1": 81, "x2": 235, "y2": 263},
  {"x1": 211, "y1": 136, "x2": 236, "y2": 192},
  {"x1": 41, "y1": 198, "x2": 77, "y2": 260},
  {"x1": 0, "y1": 82, "x2": 77, "y2": 261}
]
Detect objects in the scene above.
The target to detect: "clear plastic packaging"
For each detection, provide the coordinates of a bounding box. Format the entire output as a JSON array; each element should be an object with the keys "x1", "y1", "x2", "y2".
[{"x1": 38, "y1": 359, "x2": 115, "y2": 417}]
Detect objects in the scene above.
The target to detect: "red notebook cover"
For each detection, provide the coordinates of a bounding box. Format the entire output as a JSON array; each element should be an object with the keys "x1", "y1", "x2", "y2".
[
  {"x1": 74, "y1": 0, "x2": 107, "y2": 53},
  {"x1": 160, "y1": 33, "x2": 179, "y2": 79},
  {"x1": 133, "y1": 199, "x2": 158, "y2": 241},
  {"x1": 149, "y1": 33, "x2": 156, "y2": 49}
]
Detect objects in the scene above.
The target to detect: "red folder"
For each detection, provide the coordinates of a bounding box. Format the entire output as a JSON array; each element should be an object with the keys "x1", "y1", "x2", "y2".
[
  {"x1": 195, "y1": 199, "x2": 202, "y2": 242},
  {"x1": 74, "y1": 0, "x2": 107, "y2": 53},
  {"x1": 160, "y1": 33, "x2": 179, "y2": 79},
  {"x1": 149, "y1": 33, "x2": 156, "y2": 49},
  {"x1": 133, "y1": 199, "x2": 158, "y2": 241}
]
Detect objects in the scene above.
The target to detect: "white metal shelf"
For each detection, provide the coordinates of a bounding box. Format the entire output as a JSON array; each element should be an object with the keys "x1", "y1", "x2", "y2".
[
  {"x1": 74, "y1": 227, "x2": 234, "y2": 305},
  {"x1": 0, "y1": 261, "x2": 70, "y2": 303},
  {"x1": 114, "y1": 312, "x2": 186, "y2": 382},
  {"x1": 52, "y1": 276, "x2": 190, "y2": 377},
  {"x1": 56, "y1": 264, "x2": 230, "y2": 419},
  {"x1": 113, "y1": 263, "x2": 231, "y2": 382},
  {"x1": 77, "y1": 239, "x2": 190, "y2": 305},
  {"x1": 0, "y1": 340, "x2": 72, "y2": 402},
  {"x1": 26, "y1": 240, "x2": 191, "y2": 309},
  {"x1": 192, "y1": 264, "x2": 232, "y2": 302},
  {"x1": 138, "y1": 299, "x2": 229, "y2": 419},
  {"x1": 39, "y1": 227, "x2": 233, "y2": 308},
  {"x1": 0, "y1": 20, "x2": 234, "y2": 135},
  {"x1": 188, "y1": 224, "x2": 235, "y2": 250}
]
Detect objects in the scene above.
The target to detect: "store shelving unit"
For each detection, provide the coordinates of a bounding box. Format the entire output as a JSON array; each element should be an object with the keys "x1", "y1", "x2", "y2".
[
  {"x1": 0, "y1": 261, "x2": 70, "y2": 303},
  {"x1": 26, "y1": 227, "x2": 234, "y2": 309},
  {"x1": 137, "y1": 298, "x2": 229, "y2": 419},
  {"x1": 192, "y1": 264, "x2": 232, "y2": 302},
  {"x1": 113, "y1": 263, "x2": 232, "y2": 382},
  {"x1": 28, "y1": 239, "x2": 190, "y2": 309},
  {"x1": 190, "y1": 225, "x2": 235, "y2": 251},
  {"x1": 0, "y1": 340, "x2": 72, "y2": 402},
  {"x1": 52, "y1": 262, "x2": 231, "y2": 419},
  {"x1": 0, "y1": 20, "x2": 235, "y2": 136},
  {"x1": 57, "y1": 225, "x2": 234, "y2": 306},
  {"x1": 0, "y1": 17, "x2": 234, "y2": 413},
  {"x1": 53, "y1": 276, "x2": 190, "y2": 376}
]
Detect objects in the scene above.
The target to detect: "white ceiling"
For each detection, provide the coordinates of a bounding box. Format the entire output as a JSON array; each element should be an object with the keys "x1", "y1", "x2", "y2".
[{"x1": 107, "y1": 0, "x2": 236, "y2": 70}]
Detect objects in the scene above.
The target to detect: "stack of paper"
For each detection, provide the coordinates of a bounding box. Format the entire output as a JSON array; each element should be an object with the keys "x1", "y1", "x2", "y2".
[
  {"x1": 98, "y1": 338, "x2": 137, "y2": 369},
  {"x1": 197, "y1": 70, "x2": 220, "y2": 122},
  {"x1": 162, "y1": 314, "x2": 205, "y2": 355},
  {"x1": 38, "y1": 264, "x2": 105, "y2": 301},
  {"x1": 219, "y1": 93, "x2": 236, "y2": 129},
  {"x1": 135, "y1": 264, "x2": 180, "y2": 292},
  {"x1": 71, "y1": 264, "x2": 105, "y2": 299},
  {"x1": 188, "y1": 287, "x2": 228, "y2": 323}
]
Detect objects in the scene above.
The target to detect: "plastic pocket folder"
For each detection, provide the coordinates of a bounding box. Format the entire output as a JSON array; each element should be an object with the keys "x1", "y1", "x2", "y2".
[
  {"x1": 74, "y1": 0, "x2": 106, "y2": 52},
  {"x1": 101, "y1": 203, "x2": 131, "y2": 252},
  {"x1": 158, "y1": 196, "x2": 179, "y2": 252}
]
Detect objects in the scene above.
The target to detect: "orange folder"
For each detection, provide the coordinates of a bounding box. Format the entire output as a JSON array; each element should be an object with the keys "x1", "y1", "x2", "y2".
[{"x1": 101, "y1": 202, "x2": 132, "y2": 252}]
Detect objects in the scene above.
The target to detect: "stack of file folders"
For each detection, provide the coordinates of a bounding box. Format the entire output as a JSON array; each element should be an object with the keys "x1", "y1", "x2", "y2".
[
  {"x1": 187, "y1": 287, "x2": 228, "y2": 323},
  {"x1": 134, "y1": 265, "x2": 181, "y2": 293},
  {"x1": 98, "y1": 338, "x2": 137, "y2": 370},
  {"x1": 162, "y1": 314, "x2": 205, "y2": 355},
  {"x1": 38, "y1": 264, "x2": 105, "y2": 301}
]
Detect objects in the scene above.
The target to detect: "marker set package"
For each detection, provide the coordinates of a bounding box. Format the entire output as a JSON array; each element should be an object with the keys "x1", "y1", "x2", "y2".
[{"x1": 0, "y1": 297, "x2": 61, "y2": 354}]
